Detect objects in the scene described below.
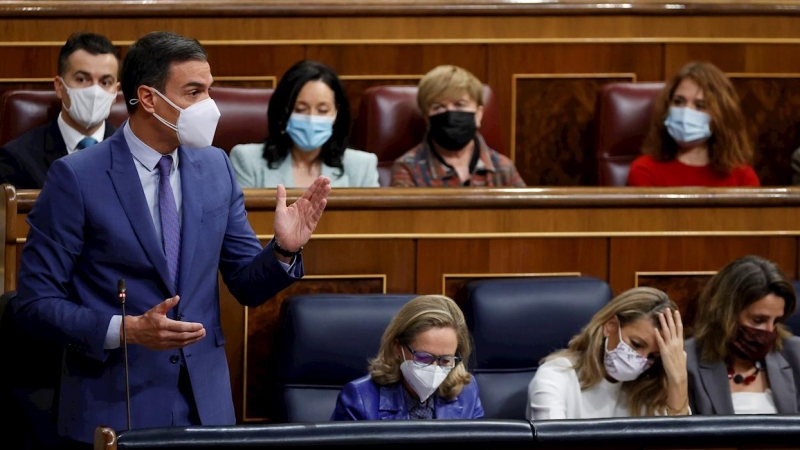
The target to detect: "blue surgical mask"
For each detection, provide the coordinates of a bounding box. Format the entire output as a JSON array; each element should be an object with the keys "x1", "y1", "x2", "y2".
[
  {"x1": 664, "y1": 106, "x2": 712, "y2": 147},
  {"x1": 285, "y1": 113, "x2": 335, "y2": 151}
]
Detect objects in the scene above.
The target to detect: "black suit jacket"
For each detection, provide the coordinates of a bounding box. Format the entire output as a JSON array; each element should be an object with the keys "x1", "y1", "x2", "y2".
[{"x1": 0, "y1": 118, "x2": 117, "y2": 189}]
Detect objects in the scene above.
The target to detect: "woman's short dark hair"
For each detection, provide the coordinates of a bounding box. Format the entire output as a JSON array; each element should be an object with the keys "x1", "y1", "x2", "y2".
[
  {"x1": 121, "y1": 31, "x2": 208, "y2": 114},
  {"x1": 264, "y1": 60, "x2": 351, "y2": 176}
]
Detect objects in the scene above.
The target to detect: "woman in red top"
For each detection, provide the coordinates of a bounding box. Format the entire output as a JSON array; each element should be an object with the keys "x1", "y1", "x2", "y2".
[{"x1": 628, "y1": 62, "x2": 759, "y2": 187}]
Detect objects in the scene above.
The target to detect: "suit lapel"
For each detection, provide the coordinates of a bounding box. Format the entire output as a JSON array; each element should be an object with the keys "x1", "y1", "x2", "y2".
[
  {"x1": 43, "y1": 119, "x2": 68, "y2": 169},
  {"x1": 699, "y1": 359, "x2": 735, "y2": 414},
  {"x1": 767, "y1": 351, "x2": 797, "y2": 413},
  {"x1": 107, "y1": 130, "x2": 172, "y2": 294},
  {"x1": 176, "y1": 147, "x2": 202, "y2": 297},
  {"x1": 378, "y1": 384, "x2": 407, "y2": 420}
]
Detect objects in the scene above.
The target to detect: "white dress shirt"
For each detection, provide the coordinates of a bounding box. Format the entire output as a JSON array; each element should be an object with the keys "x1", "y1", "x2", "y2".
[{"x1": 57, "y1": 112, "x2": 106, "y2": 154}]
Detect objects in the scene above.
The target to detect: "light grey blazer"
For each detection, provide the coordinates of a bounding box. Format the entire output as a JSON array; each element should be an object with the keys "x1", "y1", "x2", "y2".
[
  {"x1": 229, "y1": 143, "x2": 380, "y2": 188},
  {"x1": 686, "y1": 336, "x2": 800, "y2": 414}
]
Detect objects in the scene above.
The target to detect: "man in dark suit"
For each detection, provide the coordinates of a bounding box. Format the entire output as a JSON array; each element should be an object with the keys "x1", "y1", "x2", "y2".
[
  {"x1": 11, "y1": 31, "x2": 331, "y2": 448},
  {"x1": 0, "y1": 32, "x2": 120, "y2": 189}
]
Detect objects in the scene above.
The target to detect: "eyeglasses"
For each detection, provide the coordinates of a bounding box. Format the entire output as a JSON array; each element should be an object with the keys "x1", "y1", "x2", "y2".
[{"x1": 405, "y1": 344, "x2": 461, "y2": 368}]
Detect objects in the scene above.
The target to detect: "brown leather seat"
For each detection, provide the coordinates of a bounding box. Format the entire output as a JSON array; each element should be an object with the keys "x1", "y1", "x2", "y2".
[
  {"x1": 0, "y1": 87, "x2": 273, "y2": 153},
  {"x1": 0, "y1": 90, "x2": 128, "y2": 147},
  {"x1": 594, "y1": 82, "x2": 665, "y2": 186},
  {"x1": 350, "y1": 85, "x2": 505, "y2": 186}
]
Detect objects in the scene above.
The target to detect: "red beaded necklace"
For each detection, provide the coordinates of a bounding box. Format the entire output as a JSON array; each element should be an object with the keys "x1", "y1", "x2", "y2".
[{"x1": 727, "y1": 360, "x2": 763, "y2": 385}]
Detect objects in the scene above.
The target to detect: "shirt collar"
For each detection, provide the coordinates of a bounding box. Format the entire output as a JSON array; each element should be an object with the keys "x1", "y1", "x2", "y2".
[
  {"x1": 424, "y1": 134, "x2": 496, "y2": 181},
  {"x1": 57, "y1": 112, "x2": 106, "y2": 154},
  {"x1": 123, "y1": 120, "x2": 180, "y2": 173}
]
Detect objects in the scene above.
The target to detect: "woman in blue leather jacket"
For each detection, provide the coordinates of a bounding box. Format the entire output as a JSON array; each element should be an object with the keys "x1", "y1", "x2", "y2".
[{"x1": 331, "y1": 295, "x2": 484, "y2": 420}]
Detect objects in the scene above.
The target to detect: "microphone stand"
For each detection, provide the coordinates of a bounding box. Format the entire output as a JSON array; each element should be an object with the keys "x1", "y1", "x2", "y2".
[{"x1": 118, "y1": 279, "x2": 131, "y2": 431}]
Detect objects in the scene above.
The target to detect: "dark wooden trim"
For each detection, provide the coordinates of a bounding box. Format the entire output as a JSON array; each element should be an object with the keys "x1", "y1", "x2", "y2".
[
  {"x1": 13, "y1": 187, "x2": 800, "y2": 213},
  {"x1": 2, "y1": 1, "x2": 800, "y2": 18}
]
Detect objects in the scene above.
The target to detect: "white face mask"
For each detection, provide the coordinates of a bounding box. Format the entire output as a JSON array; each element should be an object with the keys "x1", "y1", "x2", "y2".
[
  {"x1": 399, "y1": 348, "x2": 450, "y2": 403},
  {"x1": 146, "y1": 88, "x2": 221, "y2": 150},
  {"x1": 603, "y1": 325, "x2": 651, "y2": 382},
  {"x1": 61, "y1": 80, "x2": 116, "y2": 130}
]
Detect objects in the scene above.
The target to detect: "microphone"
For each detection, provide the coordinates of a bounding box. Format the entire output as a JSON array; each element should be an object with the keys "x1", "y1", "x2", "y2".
[{"x1": 118, "y1": 279, "x2": 131, "y2": 431}]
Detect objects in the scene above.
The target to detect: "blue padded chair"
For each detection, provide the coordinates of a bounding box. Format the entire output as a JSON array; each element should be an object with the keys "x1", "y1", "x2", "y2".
[
  {"x1": 461, "y1": 276, "x2": 613, "y2": 420},
  {"x1": 274, "y1": 294, "x2": 416, "y2": 423}
]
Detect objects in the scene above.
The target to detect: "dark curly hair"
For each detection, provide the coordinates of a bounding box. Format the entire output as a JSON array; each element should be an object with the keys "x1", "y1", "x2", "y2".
[{"x1": 263, "y1": 60, "x2": 351, "y2": 176}]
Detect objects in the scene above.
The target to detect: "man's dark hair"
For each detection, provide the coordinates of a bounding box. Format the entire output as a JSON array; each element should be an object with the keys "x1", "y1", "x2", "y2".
[
  {"x1": 264, "y1": 60, "x2": 351, "y2": 177},
  {"x1": 58, "y1": 32, "x2": 121, "y2": 78},
  {"x1": 121, "y1": 31, "x2": 208, "y2": 114}
]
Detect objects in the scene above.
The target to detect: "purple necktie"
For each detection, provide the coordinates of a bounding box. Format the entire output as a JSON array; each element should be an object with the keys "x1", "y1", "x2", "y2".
[{"x1": 157, "y1": 155, "x2": 180, "y2": 292}]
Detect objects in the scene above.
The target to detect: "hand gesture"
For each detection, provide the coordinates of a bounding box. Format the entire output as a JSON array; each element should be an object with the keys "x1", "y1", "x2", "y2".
[
  {"x1": 655, "y1": 308, "x2": 686, "y2": 385},
  {"x1": 273, "y1": 176, "x2": 331, "y2": 252},
  {"x1": 126, "y1": 296, "x2": 206, "y2": 351}
]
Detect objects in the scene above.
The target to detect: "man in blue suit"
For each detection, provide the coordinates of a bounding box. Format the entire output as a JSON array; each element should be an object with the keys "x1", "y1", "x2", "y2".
[{"x1": 11, "y1": 31, "x2": 331, "y2": 447}]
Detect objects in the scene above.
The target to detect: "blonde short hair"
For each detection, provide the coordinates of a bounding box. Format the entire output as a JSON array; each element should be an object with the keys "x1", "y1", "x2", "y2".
[
  {"x1": 368, "y1": 295, "x2": 473, "y2": 400},
  {"x1": 417, "y1": 65, "x2": 483, "y2": 115}
]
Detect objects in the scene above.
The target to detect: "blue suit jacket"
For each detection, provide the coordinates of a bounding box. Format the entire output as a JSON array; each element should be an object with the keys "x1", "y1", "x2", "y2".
[
  {"x1": 330, "y1": 374, "x2": 485, "y2": 421},
  {"x1": 12, "y1": 127, "x2": 301, "y2": 443}
]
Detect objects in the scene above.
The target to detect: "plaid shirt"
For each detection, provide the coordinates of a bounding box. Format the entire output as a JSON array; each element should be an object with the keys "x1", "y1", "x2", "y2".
[{"x1": 390, "y1": 134, "x2": 526, "y2": 187}]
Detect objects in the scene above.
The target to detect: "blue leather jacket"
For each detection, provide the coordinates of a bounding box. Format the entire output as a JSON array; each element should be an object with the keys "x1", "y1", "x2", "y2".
[{"x1": 331, "y1": 374, "x2": 485, "y2": 420}]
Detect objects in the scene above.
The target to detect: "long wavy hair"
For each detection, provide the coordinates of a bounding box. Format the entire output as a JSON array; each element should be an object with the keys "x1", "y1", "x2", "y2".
[
  {"x1": 642, "y1": 61, "x2": 752, "y2": 174},
  {"x1": 369, "y1": 295, "x2": 473, "y2": 400},
  {"x1": 544, "y1": 287, "x2": 677, "y2": 416},
  {"x1": 694, "y1": 255, "x2": 797, "y2": 363},
  {"x1": 262, "y1": 60, "x2": 351, "y2": 177}
]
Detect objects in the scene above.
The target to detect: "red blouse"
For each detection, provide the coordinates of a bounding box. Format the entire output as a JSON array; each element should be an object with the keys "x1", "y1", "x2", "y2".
[{"x1": 627, "y1": 155, "x2": 760, "y2": 187}]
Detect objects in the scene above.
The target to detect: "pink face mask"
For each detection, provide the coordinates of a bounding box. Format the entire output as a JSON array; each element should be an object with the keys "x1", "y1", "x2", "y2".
[{"x1": 603, "y1": 326, "x2": 652, "y2": 382}]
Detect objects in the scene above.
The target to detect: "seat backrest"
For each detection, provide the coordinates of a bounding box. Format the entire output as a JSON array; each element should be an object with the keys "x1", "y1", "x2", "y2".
[
  {"x1": 0, "y1": 88, "x2": 273, "y2": 153},
  {"x1": 461, "y1": 276, "x2": 613, "y2": 420},
  {"x1": 350, "y1": 84, "x2": 505, "y2": 186},
  {"x1": 594, "y1": 82, "x2": 665, "y2": 186},
  {"x1": 275, "y1": 293, "x2": 416, "y2": 423},
  {"x1": 0, "y1": 90, "x2": 128, "y2": 146},
  {"x1": 210, "y1": 87, "x2": 273, "y2": 153}
]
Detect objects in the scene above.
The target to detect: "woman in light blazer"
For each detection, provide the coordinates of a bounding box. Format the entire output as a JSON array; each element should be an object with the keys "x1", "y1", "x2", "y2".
[
  {"x1": 230, "y1": 60, "x2": 379, "y2": 188},
  {"x1": 687, "y1": 255, "x2": 800, "y2": 414}
]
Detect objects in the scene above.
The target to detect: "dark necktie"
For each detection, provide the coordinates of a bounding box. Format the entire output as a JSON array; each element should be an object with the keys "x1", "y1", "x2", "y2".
[
  {"x1": 157, "y1": 155, "x2": 181, "y2": 292},
  {"x1": 76, "y1": 136, "x2": 98, "y2": 150}
]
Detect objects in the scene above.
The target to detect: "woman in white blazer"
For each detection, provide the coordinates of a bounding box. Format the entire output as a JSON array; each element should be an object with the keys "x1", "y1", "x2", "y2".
[{"x1": 230, "y1": 60, "x2": 379, "y2": 188}]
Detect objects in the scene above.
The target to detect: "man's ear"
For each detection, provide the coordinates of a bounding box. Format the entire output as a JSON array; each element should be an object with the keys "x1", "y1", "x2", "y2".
[
  {"x1": 137, "y1": 85, "x2": 156, "y2": 113},
  {"x1": 54, "y1": 76, "x2": 65, "y2": 102}
]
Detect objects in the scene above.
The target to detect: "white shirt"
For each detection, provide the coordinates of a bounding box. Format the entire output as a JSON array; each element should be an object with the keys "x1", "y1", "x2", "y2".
[
  {"x1": 57, "y1": 112, "x2": 106, "y2": 154},
  {"x1": 527, "y1": 357, "x2": 629, "y2": 420},
  {"x1": 732, "y1": 389, "x2": 778, "y2": 415}
]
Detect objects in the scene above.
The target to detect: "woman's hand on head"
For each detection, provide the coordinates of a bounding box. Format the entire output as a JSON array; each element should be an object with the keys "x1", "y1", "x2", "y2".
[{"x1": 655, "y1": 308, "x2": 687, "y2": 385}]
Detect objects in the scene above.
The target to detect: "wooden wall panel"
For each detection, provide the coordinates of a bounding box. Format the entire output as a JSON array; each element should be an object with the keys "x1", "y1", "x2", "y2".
[
  {"x1": 513, "y1": 75, "x2": 634, "y2": 186},
  {"x1": 206, "y1": 45, "x2": 304, "y2": 79},
  {"x1": 415, "y1": 238, "x2": 608, "y2": 295},
  {"x1": 733, "y1": 77, "x2": 800, "y2": 186},
  {"x1": 609, "y1": 236, "x2": 798, "y2": 297},
  {"x1": 635, "y1": 273, "x2": 715, "y2": 332}
]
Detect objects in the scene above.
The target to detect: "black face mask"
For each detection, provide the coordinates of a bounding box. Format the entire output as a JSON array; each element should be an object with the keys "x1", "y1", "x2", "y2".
[{"x1": 428, "y1": 111, "x2": 477, "y2": 151}]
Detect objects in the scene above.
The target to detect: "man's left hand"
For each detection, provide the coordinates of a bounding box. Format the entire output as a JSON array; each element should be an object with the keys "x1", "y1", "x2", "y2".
[{"x1": 273, "y1": 176, "x2": 331, "y2": 256}]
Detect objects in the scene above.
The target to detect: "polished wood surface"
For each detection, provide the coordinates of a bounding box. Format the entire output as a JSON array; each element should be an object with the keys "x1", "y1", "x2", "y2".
[
  {"x1": 4, "y1": 1, "x2": 800, "y2": 17},
  {"x1": 6, "y1": 186, "x2": 800, "y2": 421}
]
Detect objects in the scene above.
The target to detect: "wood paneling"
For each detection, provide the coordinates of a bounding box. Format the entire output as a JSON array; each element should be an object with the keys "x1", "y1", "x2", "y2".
[
  {"x1": 416, "y1": 238, "x2": 608, "y2": 294},
  {"x1": 636, "y1": 273, "x2": 715, "y2": 333},
  {"x1": 609, "y1": 236, "x2": 798, "y2": 296},
  {"x1": 733, "y1": 77, "x2": 800, "y2": 186},
  {"x1": 513, "y1": 75, "x2": 634, "y2": 185}
]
